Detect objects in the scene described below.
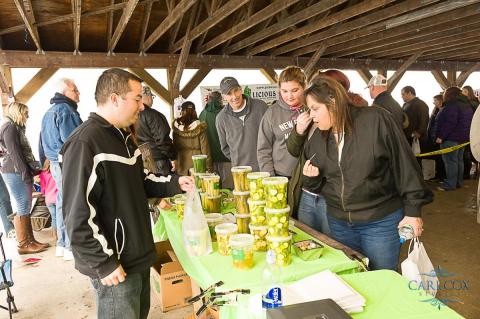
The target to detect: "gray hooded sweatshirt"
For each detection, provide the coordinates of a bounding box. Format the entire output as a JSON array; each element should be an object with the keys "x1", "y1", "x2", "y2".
[
  {"x1": 216, "y1": 95, "x2": 268, "y2": 171},
  {"x1": 257, "y1": 96, "x2": 300, "y2": 177}
]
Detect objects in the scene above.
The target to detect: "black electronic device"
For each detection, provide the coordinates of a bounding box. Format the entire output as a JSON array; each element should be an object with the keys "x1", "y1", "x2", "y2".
[{"x1": 266, "y1": 299, "x2": 352, "y2": 319}]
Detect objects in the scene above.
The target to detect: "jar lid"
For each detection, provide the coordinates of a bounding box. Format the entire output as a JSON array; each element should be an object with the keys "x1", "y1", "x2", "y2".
[
  {"x1": 215, "y1": 222, "x2": 238, "y2": 234},
  {"x1": 262, "y1": 176, "x2": 289, "y2": 185},
  {"x1": 264, "y1": 205, "x2": 290, "y2": 214},
  {"x1": 231, "y1": 166, "x2": 253, "y2": 172}
]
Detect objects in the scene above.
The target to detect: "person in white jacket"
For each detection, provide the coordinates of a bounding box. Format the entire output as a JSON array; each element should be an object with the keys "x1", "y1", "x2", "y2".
[{"x1": 470, "y1": 106, "x2": 480, "y2": 223}]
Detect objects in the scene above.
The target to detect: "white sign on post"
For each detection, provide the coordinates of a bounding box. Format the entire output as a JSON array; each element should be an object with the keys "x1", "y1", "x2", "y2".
[{"x1": 199, "y1": 84, "x2": 279, "y2": 107}]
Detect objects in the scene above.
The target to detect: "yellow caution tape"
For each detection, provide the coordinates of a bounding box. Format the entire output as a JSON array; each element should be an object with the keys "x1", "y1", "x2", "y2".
[{"x1": 415, "y1": 142, "x2": 470, "y2": 157}]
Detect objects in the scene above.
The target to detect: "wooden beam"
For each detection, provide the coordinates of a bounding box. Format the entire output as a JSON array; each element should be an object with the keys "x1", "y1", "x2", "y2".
[
  {"x1": 431, "y1": 70, "x2": 451, "y2": 90},
  {"x1": 22, "y1": 0, "x2": 42, "y2": 51},
  {"x1": 456, "y1": 63, "x2": 480, "y2": 87},
  {"x1": 72, "y1": 0, "x2": 82, "y2": 54},
  {"x1": 14, "y1": 67, "x2": 59, "y2": 103},
  {"x1": 13, "y1": 0, "x2": 43, "y2": 53},
  {"x1": 0, "y1": 65, "x2": 14, "y2": 98},
  {"x1": 180, "y1": 67, "x2": 211, "y2": 98},
  {"x1": 199, "y1": 0, "x2": 300, "y2": 54},
  {"x1": 172, "y1": 0, "x2": 250, "y2": 53},
  {"x1": 304, "y1": 45, "x2": 327, "y2": 77},
  {"x1": 226, "y1": 0, "x2": 345, "y2": 55},
  {"x1": 421, "y1": 41, "x2": 480, "y2": 60},
  {"x1": 195, "y1": 0, "x2": 219, "y2": 52},
  {"x1": 447, "y1": 70, "x2": 457, "y2": 86},
  {"x1": 109, "y1": 0, "x2": 139, "y2": 54},
  {"x1": 387, "y1": 51, "x2": 423, "y2": 92},
  {"x1": 357, "y1": 68, "x2": 373, "y2": 85},
  {"x1": 248, "y1": 0, "x2": 394, "y2": 56},
  {"x1": 272, "y1": 0, "x2": 439, "y2": 56},
  {"x1": 128, "y1": 67, "x2": 172, "y2": 105},
  {"x1": 107, "y1": 0, "x2": 114, "y2": 49},
  {"x1": 142, "y1": 0, "x2": 197, "y2": 52},
  {"x1": 260, "y1": 67, "x2": 278, "y2": 84},
  {"x1": 377, "y1": 69, "x2": 387, "y2": 77},
  {"x1": 138, "y1": 1, "x2": 153, "y2": 53}
]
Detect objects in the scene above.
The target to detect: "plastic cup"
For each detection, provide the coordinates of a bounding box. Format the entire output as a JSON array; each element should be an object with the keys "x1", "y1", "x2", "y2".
[
  {"x1": 215, "y1": 223, "x2": 238, "y2": 256},
  {"x1": 192, "y1": 154, "x2": 208, "y2": 173},
  {"x1": 233, "y1": 190, "x2": 250, "y2": 215},
  {"x1": 249, "y1": 224, "x2": 268, "y2": 251},
  {"x1": 205, "y1": 195, "x2": 221, "y2": 214},
  {"x1": 229, "y1": 234, "x2": 255, "y2": 270},
  {"x1": 247, "y1": 199, "x2": 266, "y2": 226},
  {"x1": 194, "y1": 173, "x2": 211, "y2": 191},
  {"x1": 267, "y1": 235, "x2": 293, "y2": 267},
  {"x1": 265, "y1": 206, "x2": 290, "y2": 237},
  {"x1": 199, "y1": 192, "x2": 207, "y2": 210},
  {"x1": 231, "y1": 166, "x2": 252, "y2": 191},
  {"x1": 247, "y1": 172, "x2": 270, "y2": 200},
  {"x1": 203, "y1": 175, "x2": 221, "y2": 196},
  {"x1": 205, "y1": 213, "x2": 223, "y2": 241},
  {"x1": 262, "y1": 177, "x2": 289, "y2": 209},
  {"x1": 174, "y1": 197, "x2": 186, "y2": 220},
  {"x1": 200, "y1": 173, "x2": 216, "y2": 193},
  {"x1": 235, "y1": 213, "x2": 251, "y2": 234}
]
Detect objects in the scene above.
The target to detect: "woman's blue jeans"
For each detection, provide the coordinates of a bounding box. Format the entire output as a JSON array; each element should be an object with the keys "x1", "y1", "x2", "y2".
[
  {"x1": 47, "y1": 203, "x2": 57, "y2": 230},
  {"x1": 297, "y1": 189, "x2": 330, "y2": 234},
  {"x1": 0, "y1": 174, "x2": 14, "y2": 233},
  {"x1": 327, "y1": 208, "x2": 403, "y2": 271},
  {"x1": 1, "y1": 173, "x2": 32, "y2": 216},
  {"x1": 441, "y1": 140, "x2": 464, "y2": 190}
]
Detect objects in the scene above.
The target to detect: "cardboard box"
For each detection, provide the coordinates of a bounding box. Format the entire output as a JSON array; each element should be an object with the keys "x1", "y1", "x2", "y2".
[{"x1": 151, "y1": 241, "x2": 192, "y2": 312}]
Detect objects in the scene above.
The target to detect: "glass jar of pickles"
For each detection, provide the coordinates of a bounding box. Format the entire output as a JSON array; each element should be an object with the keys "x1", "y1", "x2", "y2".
[
  {"x1": 203, "y1": 175, "x2": 220, "y2": 196},
  {"x1": 215, "y1": 223, "x2": 238, "y2": 256},
  {"x1": 246, "y1": 172, "x2": 270, "y2": 200},
  {"x1": 194, "y1": 173, "x2": 211, "y2": 191},
  {"x1": 265, "y1": 206, "x2": 290, "y2": 237},
  {"x1": 249, "y1": 224, "x2": 268, "y2": 251},
  {"x1": 174, "y1": 197, "x2": 186, "y2": 220},
  {"x1": 262, "y1": 177, "x2": 288, "y2": 209},
  {"x1": 232, "y1": 190, "x2": 250, "y2": 215},
  {"x1": 205, "y1": 213, "x2": 223, "y2": 241},
  {"x1": 192, "y1": 154, "x2": 208, "y2": 173},
  {"x1": 235, "y1": 214, "x2": 250, "y2": 234},
  {"x1": 247, "y1": 199, "x2": 266, "y2": 226},
  {"x1": 229, "y1": 234, "x2": 255, "y2": 270},
  {"x1": 267, "y1": 235, "x2": 292, "y2": 266},
  {"x1": 205, "y1": 195, "x2": 221, "y2": 214},
  {"x1": 231, "y1": 166, "x2": 252, "y2": 191}
]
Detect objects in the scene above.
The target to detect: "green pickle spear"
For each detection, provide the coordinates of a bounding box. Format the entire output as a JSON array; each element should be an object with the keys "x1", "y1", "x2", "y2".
[
  {"x1": 235, "y1": 214, "x2": 250, "y2": 234},
  {"x1": 233, "y1": 190, "x2": 250, "y2": 215},
  {"x1": 262, "y1": 177, "x2": 288, "y2": 209},
  {"x1": 231, "y1": 166, "x2": 252, "y2": 191},
  {"x1": 192, "y1": 154, "x2": 208, "y2": 173}
]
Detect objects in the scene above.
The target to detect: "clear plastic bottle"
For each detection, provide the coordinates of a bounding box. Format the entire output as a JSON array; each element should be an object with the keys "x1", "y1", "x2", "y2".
[
  {"x1": 399, "y1": 224, "x2": 415, "y2": 244},
  {"x1": 262, "y1": 250, "x2": 283, "y2": 309}
]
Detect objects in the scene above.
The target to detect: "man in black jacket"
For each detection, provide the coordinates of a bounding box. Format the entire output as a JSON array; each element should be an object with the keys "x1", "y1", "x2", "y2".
[
  {"x1": 136, "y1": 86, "x2": 176, "y2": 175},
  {"x1": 367, "y1": 74, "x2": 404, "y2": 129},
  {"x1": 61, "y1": 69, "x2": 194, "y2": 319}
]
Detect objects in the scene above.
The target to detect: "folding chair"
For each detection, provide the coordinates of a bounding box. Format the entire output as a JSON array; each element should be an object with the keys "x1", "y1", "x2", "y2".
[{"x1": 0, "y1": 232, "x2": 18, "y2": 318}]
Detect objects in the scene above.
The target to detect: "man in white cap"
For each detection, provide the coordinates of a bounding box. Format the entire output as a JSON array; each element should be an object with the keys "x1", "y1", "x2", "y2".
[{"x1": 367, "y1": 74, "x2": 404, "y2": 129}]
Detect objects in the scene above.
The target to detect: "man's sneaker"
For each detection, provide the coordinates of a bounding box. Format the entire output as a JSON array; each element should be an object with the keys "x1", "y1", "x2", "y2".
[
  {"x1": 63, "y1": 250, "x2": 74, "y2": 261},
  {"x1": 55, "y1": 246, "x2": 64, "y2": 257}
]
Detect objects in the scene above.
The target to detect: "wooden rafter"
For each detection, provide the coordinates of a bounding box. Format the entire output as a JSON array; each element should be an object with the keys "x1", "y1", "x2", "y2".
[
  {"x1": 199, "y1": 0, "x2": 300, "y2": 54},
  {"x1": 138, "y1": 1, "x2": 153, "y2": 53},
  {"x1": 108, "y1": 0, "x2": 139, "y2": 54},
  {"x1": 273, "y1": 0, "x2": 438, "y2": 56},
  {"x1": 0, "y1": 65, "x2": 13, "y2": 98},
  {"x1": 387, "y1": 51, "x2": 423, "y2": 92},
  {"x1": 260, "y1": 68, "x2": 278, "y2": 84},
  {"x1": 357, "y1": 68, "x2": 373, "y2": 85},
  {"x1": 128, "y1": 67, "x2": 171, "y2": 104},
  {"x1": 456, "y1": 62, "x2": 480, "y2": 87},
  {"x1": 14, "y1": 67, "x2": 59, "y2": 103},
  {"x1": 304, "y1": 45, "x2": 327, "y2": 77},
  {"x1": 181, "y1": 68, "x2": 211, "y2": 98},
  {"x1": 13, "y1": 0, "x2": 43, "y2": 53},
  {"x1": 447, "y1": 70, "x2": 457, "y2": 86},
  {"x1": 195, "y1": 0, "x2": 220, "y2": 52},
  {"x1": 225, "y1": 0, "x2": 343, "y2": 55},
  {"x1": 142, "y1": 0, "x2": 196, "y2": 52},
  {"x1": 431, "y1": 70, "x2": 451, "y2": 90},
  {"x1": 248, "y1": 0, "x2": 394, "y2": 56},
  {"x1": 107, "y1": 0, "x2": 115, "y2": 48},
  {"x1": 72, "y1": 0, "x2": 82, "y2": 54},
  {"x1": 172, "y1": 0, "x2": 250, "y2": 53}
]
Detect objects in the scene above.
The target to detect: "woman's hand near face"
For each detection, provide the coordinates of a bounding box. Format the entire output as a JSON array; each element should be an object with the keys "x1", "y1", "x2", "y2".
[
  {"x1": 302, "y1": 159, "x2": 319, "y2": 177},
  {"x1": 296, "y1": 112, "x2": 312, "y2": 135}
]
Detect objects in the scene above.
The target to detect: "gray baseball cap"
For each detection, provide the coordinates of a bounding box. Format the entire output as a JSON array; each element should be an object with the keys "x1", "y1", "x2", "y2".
[
  {"x1": 142, "y1": 86, "x2": 156, "y2": 97},
  {"x1": 220, "y1": 77, "x2": 241, "y2": 95}
]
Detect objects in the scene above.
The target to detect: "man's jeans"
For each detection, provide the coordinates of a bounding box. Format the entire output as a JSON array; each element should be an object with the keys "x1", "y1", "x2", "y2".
[
  {"x1": 441, "y1": 140, "x2": 464, "y2": 190},
  {"x1": 327, "y1": 208, "x2": 403, "y2": 271},
  {"x1": 91, "y1": 269, "x2": 151, "y2": 319},
  {"x1": 297, "y1": 190, "x2": 330, "y2": 234},
  {"x1": 46, "y1": 204, "x2": 56, "y2": 231},
  {"x1": 50, "y1": 161, "x2": 70, "y2": 250},
  {"x1": 1, "y1": 173, "x2": 32, "y2": 216},
  {"x1": 0, "y1": 174, "x2": 14, "y2": 233}
]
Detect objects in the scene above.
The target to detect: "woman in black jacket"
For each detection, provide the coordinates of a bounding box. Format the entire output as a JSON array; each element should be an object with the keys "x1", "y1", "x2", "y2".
[
  {"x1": 0, "y1": 102, "x2": 49, "y2": 254},
  {"x1": 295, "y1": 77, "x2": 432, "y2": 270}
]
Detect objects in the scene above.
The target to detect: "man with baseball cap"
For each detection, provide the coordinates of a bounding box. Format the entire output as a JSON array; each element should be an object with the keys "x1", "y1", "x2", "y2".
[
  {"x1": 215, "y1": 76, "x2": 268, "y2": 171},
  {"x1": 367, "y1": 74, "x2": 404, "y2": 129},
  {"x1": 136, "y1": 86, "x2": 176, "y2": 175}
]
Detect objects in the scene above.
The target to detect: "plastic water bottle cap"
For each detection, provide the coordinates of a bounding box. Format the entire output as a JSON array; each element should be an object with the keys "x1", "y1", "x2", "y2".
[{"x1": 399, "y1": 237, "x2": 406, "y2": 244}]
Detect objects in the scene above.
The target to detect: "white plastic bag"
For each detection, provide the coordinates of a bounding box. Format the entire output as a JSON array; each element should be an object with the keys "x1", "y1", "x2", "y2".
[
  {"x1": 421, "y1": 159, "x2": 435, "y2": 180},
  {"x1": 412, "y1": 137, "x2": 421, "y2": 155},
  {"x1": 182, "y1": 190, "x2": 212, "y2": 256},
  {"x1": 401, "y1": 237, "x2": 438, "y2": 297},
  {"x1": 173, "y1": 95, "x2": 185, "y2": 119}
]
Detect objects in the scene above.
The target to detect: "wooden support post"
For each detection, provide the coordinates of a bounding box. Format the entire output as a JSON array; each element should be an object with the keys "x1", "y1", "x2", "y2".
[
  {"x1": 72, "y1": 0, "x2": 82, "y2": 54},
  {"x1": 357, "y1": 67, "x2": 373, "y2": 85},
  {"x1": 109, "y1": 0, "x2": 140, "y2": 54},
  {"x1": 304, "y1": 45, "x2": 327, "y2": 79},
  {"x1": 260, "y1": 68, "x2": 278, "y2": 84},
  {"x1": 128, "y1": 67, "x2": 172, "y2": 106},
  {"x1": 447, "y1": 70, "x2": 457, "y2": 87},
  {"x1": 167, "y1": 67, "x2": 177, "y2": 123},
  {"x1": 0, "y1": 64, "x2": 13, "y2": 117},
  {"x1": 387, "y1": 51, "x2": 423, "y2": 92},
  {"x1": 431, "y1": 69, "x2": 451, "y2": 90},
  {"x1": 456, "y1": 62, "x2": 480, "y2": 87},
  {"x1": 180, "y1": 68, "x2": 211, "y2": 98},
  {"x1": 377, "y1": 69, "x2": 387, "y2": 77},
  {"x1": 14, "y1": 67, "x2": 59, "y2": 103}
]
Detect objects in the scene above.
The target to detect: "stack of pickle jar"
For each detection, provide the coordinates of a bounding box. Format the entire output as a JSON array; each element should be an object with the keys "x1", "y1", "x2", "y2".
[
  {"x1": 246, "y1": 172, "x2": 270, "y2": 252},
  {"x1": 231, "y1": 166, "x2": 252, "y2": 235},
  {"x1": 262, "y1": 177, "x2": 292, "y2": 266}
]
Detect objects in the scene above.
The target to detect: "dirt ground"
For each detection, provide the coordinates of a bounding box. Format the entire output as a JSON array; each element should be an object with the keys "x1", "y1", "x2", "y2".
[{"x1": 5, "y1": 179, "x2": 479, "y2": 319}]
